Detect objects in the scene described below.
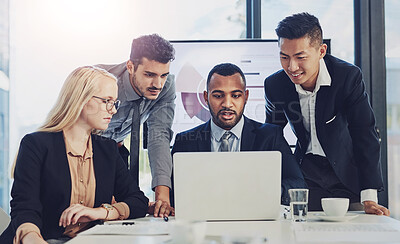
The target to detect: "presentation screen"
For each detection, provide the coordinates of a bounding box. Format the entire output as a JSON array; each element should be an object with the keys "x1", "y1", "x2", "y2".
[{"x1": 169, "y1": 40, "x2": 293, "y2": 142}]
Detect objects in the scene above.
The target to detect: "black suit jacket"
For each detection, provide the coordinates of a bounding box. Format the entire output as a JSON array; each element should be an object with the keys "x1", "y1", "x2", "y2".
[
  {"x1": 264, "y1": 54, "x2": 384, "y2": 195},
  {"x1": 171, "y1": 116, "x2": 306, "y2": 205},
  {"x1": 0, "y1": 132, "x2": 149, "y2": 243}
]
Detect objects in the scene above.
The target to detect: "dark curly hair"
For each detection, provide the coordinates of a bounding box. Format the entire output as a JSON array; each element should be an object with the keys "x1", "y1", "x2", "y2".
[
  {"x1": 130, "y1": 34, "x2": 175, "y2": 70},
  {"x1": 275, "y1": 12, "x2": 323, "y2": 47}
]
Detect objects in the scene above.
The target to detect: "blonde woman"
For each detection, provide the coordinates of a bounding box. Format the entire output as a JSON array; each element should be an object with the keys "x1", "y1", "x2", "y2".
[{"x1": 0, "y1": 66, "x2": 149, "y2": 244}]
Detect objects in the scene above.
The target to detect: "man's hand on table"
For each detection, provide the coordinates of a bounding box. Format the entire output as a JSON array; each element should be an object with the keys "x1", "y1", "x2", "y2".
[
  {"x1": 148, "y1": 185, "x2": 175, "y2": 217},
  {"x1": 363, "y1": 201, "x2": 390, "y2": 216}
]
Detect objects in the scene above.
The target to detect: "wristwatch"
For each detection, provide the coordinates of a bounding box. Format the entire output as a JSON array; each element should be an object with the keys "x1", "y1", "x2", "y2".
[{"x1": 101, "y1": 203, "x2": 114, "y2": 220}]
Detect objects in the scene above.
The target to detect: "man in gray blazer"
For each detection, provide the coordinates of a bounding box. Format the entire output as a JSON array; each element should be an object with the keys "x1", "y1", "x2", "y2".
[{"x1": 98, "y1": 34, "x2": 175, "y2": 218}]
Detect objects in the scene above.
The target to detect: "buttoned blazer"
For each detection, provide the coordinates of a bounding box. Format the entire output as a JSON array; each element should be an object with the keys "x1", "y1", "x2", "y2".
[
  {"x1": 264, "y1": 54, "x2": 384, "y2": 195},
  {"x1": 0, "y1": 132, "x2": 149, "y2": 243},
  {"x1": 170, "y1": 116, "x2": 306, "y2": 205}
]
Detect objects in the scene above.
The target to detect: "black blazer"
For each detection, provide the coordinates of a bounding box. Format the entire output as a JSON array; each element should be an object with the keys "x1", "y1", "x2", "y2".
[
  {"x1": 0, "y1": 132, "x2": 149, "y2": 243},
  {"x1": 264, "y1": 54, "x2": 384, "y2": 195},
  {"x1": 171, "y1": 116, "x2": 306, "y2": 205}
]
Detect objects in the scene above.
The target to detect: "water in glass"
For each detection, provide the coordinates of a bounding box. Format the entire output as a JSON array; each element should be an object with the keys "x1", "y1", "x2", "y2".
[{"x1": 290, "y1": 201, "x2": 308, "y2": 222}]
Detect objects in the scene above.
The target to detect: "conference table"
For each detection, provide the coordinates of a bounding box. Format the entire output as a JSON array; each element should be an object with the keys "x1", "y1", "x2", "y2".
[{"x1": 66, "y1": 211, "x2": 400, "y2": 244}]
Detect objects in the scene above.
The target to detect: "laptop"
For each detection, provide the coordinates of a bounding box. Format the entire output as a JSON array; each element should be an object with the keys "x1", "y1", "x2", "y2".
[
  {"x1": 173, "y1": 151, "x2": 281, "y2": 221},
  {"x1": 0, "y1": 207, "x2": 10, "y2": 235}
]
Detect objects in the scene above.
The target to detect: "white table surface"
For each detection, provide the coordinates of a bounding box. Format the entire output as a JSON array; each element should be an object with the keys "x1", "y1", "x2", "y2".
[{"x1": 66, "y1": 212, "x2": 400, "y2": 244}]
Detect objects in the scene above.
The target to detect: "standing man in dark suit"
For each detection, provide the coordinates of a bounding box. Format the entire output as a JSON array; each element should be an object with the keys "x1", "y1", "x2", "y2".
[
  {"x1": 172, "y1": 63, "x2": 306, "y2": 205},
  {"x1": 264, "y1": 12, "x2": 389, "y2": 215}
]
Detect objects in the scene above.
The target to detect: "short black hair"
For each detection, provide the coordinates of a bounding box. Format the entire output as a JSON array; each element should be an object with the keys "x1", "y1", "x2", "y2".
[
  {"x1": 275, "y1": 12, "x2": 323, "y2": 47},
  {"x1": 206, "y1": 63, "x2": 246, "y2": 91},
  {"x1": 130, "y1": 34, "x2": 175, "y2": 69}
]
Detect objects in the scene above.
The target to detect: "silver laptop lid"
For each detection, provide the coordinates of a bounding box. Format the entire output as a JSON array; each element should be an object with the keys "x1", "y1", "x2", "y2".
[{"x1": 173, "y1": 151, "x2": 281, "y2": 221}]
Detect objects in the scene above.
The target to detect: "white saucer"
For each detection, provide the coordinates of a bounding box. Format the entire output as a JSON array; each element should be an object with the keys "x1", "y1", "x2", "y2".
[{"x1": 314, "y1": 213, "x2": 359, "y2": 222}]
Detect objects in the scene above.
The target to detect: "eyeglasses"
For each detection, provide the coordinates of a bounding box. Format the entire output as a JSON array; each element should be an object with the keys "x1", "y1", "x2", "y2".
[{"x1": 92, "y1": 96, "x2": 121, "y2": 112}]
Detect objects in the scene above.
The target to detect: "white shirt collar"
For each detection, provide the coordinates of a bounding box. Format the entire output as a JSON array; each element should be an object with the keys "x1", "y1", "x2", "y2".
[
  {"x1": 295, "y1": 58, "x2": 331, "y2": 95},
  {"x1": 210, "y1": 116, "x2": 244, "y2": 141}
]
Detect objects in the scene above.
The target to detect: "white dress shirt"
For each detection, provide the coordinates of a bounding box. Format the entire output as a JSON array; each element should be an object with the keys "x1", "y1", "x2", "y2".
[
  {"x1": 295, "y1": 59, "x2": 377, "y2": 204},
  {"x1": 210, "y1": 116, "x2": 244, "y2": 152},
  {"x1": 295, "y1": 59, "x2": 331, "y2": 157}
]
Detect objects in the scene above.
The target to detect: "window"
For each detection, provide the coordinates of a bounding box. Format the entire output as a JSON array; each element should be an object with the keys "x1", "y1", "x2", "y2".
[
  {"x1": 261, "y1": 0, "x2": 354, "y2": 63},
  {"x1": 129, "y1": 0, "x2": 245, "y2": 40},
  {"x1": 386, "y1": 0, "x2": 400, "y2": 220},
  {"x1": 0, "y1": 0, "x2": 9, "y2": 213}
]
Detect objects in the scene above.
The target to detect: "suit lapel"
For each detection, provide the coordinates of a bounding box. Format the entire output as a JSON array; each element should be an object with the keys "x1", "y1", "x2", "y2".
[
  {"x1": 284, "y1": 84, "x2": 308, "y2": 144},
  {"x1": 54, "y1": 131, "x2": 72, "y2": 205},
  {"x1": 315, "y1": 86, "x2": 329, "y2": 130},
  {"x1": 241, "y1": 117, "x2": 256, "y2": 151},
  {"x1": 198, "y1": 121, "x2": 212, "y2": 152},
  {"x1": 92, "y1": 136, "x2": 110, "y2": 206}
]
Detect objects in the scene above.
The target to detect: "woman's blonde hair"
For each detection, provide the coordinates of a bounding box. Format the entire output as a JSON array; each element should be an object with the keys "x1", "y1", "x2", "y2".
[
  {"x1": 38, "y1": 66, "x2": 117, "y2": 132},
  {"x1": 11, "y1": 66, "x2": 116, "y2": 178}
]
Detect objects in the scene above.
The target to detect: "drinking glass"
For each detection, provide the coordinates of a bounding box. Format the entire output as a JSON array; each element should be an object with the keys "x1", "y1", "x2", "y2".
[{"x1": 288, "y1": 189, "x2": 309, "y2": 222}]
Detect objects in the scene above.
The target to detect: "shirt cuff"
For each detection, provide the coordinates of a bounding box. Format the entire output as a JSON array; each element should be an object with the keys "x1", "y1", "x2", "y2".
[
  {"x1": 14, "y1": 222, "x2": 43, "y2": 244},
  {"x1": 151, "y1": 175, "x2": 172, "y2": 190},
  {"x1": 113, "y1": 202, "x2": 130, "y2": 220},
  {"x1": 360, "y1": 189, "x2": 378, "y2": 204}
]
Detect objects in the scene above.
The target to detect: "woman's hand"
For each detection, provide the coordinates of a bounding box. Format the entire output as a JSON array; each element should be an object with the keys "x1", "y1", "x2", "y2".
[
  {"x1": 21, "y1": 232, "x2": 47, "y2": 244},
  {"x1": 59, "y1": 204, "x2": 106, "y2": 227}
]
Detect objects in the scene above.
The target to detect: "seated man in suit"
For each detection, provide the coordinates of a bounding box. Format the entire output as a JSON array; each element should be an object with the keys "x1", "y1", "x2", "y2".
[{"x1": 171, "y1": 63, "x2": 306, "y2": 206}]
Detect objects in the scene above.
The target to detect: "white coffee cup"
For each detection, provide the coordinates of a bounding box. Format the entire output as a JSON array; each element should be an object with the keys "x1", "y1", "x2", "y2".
[
  {"x1": 321, "y1": 198, "x2": 349, "y2": 216},
  {"x1": 169, "y1": 220, "x2": 206, "y2": 244}
]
